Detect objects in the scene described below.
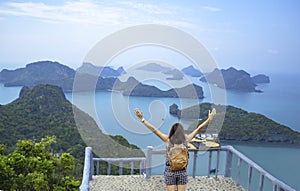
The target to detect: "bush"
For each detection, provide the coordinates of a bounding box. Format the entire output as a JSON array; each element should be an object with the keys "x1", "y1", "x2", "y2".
[{"x1": 0, "y1": 136, "x2": 80, "y2": 191}]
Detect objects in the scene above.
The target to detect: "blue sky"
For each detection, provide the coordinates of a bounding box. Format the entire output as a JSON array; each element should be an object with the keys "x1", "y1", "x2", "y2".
[{"x1": 0, "y1": 0, "x2": 299, "y2": 74}]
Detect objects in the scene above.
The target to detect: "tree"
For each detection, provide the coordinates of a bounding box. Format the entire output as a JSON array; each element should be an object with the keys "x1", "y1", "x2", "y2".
[{"x1": 0, "y1": 136, "x2": 80, "y2": 191}]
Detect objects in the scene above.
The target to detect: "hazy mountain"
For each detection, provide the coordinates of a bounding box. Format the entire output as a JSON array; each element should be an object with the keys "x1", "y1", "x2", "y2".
[
  {"x1": 0, "y1": 61, "x2": 202, "y2": 98},
  {"x1": 251, "y1": 74, "x2": 270, "y2": 83},
  {"x1": 182, "y1": 65, "x2": 203, "y2": 77},
  {"x1": 200, "y1": 67, "x2": 264, "y2": 92},
  {"x1": 77, "y1": 62, "x2": 124, "y2": 78},
  {"x1": 0, "y1": 61, "x2": 75, "y2": 91},
  {"x1": 136, "y1": 62, "x2": 184, "y2": 80}
]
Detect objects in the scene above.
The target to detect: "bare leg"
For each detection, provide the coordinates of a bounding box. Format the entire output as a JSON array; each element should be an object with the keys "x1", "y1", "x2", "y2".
[
  {"x1": 177, "y1": 184, "x2": 187, "y2": 191},
  {"x1": 166, "y1": 185, "x2": 177, "y2": 191}
]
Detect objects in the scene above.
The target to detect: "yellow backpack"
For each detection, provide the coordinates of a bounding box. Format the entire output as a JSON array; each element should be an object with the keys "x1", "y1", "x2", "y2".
[{"x1": 168, "y1": 143, "x2": 189, "y2": 171}]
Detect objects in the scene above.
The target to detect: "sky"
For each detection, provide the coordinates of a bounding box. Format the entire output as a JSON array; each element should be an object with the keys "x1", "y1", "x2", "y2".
[{"x1": 0, "y1": 0, "x2": 299, "y2": 75}]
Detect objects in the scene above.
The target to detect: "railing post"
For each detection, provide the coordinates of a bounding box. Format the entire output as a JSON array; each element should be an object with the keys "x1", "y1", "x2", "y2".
[
  {"x1": 79, "y1": 147, "x2": 93, "y2": 191},
  {"x1": 224, "y1": 149, "x2": 233, "y2": 178},
  {"x1": 96, "y1": 161, "x2": 99, "y2": 175},
  {"x1": 215, "y1": 150, "x2": 220, "y2": 178},
  {"x1": 247, "y1": 166, "x2": 253, "y2": 191},
  {"x1": 237, "y1": 158, "x2": 242, "y2": 186},
  {"x1": 145, "y1": 146, "x2": 153, "y2": 179},
  {"x1": 130, "y1": 161, "x2": 134, "y2": 175},
  {"x1": 139, "y1": 160, "x2": 145, "y2": 175},
  {"x1": 207, "y1": 151, "x2": 212, "y2": 177},
  {"x1": 119, "y1": 161, "x2": 123, "y2": 175},
  {"x1": 259, "y1": 174, "x2": 265, "y2": 191},
  {"x1": 107, "y1": 162, "x2": 111, "y2": 175},
  {"x1": 89, "y1": 148, "x2": 93, "y2": 180},
  {"x1": 192, "y1": 150, "x2": 197, "y2": 178}
]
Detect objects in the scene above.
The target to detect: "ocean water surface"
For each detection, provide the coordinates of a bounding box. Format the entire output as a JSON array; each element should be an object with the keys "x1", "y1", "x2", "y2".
[{"x1": 0, "y1": 73, "x2": 299, "y2": 190}]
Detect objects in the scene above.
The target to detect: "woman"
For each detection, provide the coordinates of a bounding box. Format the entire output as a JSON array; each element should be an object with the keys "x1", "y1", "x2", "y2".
[{"x1": 135, "y1": 108, "x2": 216, "y2": 191}]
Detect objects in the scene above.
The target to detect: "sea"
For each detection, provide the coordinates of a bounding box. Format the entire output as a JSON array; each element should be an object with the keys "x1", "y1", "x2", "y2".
[{"x1": 0, "y1": 73, "x2": 299, "y2": 190}]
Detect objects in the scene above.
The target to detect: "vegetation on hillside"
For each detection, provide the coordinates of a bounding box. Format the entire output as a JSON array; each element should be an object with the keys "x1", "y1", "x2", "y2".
[
  {"x1": 0, "y1": 84, "x2": 145, "y2": 180},
  {"x1": 200, "y1": 67, "x2": 269, "y2": 92},
  {"x1": 0, "y1": 136, "x2": 80, "y2": 191},
  {"x1": 0, "y1": 61, "x2": 204, "y2": 98},
  {"x1": 170, "y1": 103, "x2": 300, "y2": 144}
]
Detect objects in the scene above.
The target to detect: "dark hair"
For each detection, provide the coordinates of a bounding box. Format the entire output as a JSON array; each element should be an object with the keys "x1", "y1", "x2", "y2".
[{"x1": 169, "y1": 123, "x2": 186, "y2": 144}]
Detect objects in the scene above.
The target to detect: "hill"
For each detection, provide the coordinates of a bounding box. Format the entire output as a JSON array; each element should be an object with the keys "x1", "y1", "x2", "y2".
[
  {"x1": 121, "y1": 77, "x2": 204, "y2": 98},
  {"x1": 0, "y1": 61, "x2": 75, "y2": 91},
  {"x1": 181, "y1": 65, "x2": 203, "y2": 77},
  {"x1": 0, "y1": 61, "x2": 203, "y2": 98},
  {"x1": 136, "y1": 62, "x2": 184, "y2": 80},
  {"x1": 169, "y1": 103, "x2": 300, "y2": 144},
  {"x1": 200, "y1": 67, "x2": 269, "y2": 92},
  {"x1": 77, "y1": 62, "x2": 125, "y2": 78},
  {"x1": 251, "y1": 74, "x2": 270, "y2": 83},
  {"x1": 0, "y1": 84, "x2": 144, "y2": 159}
]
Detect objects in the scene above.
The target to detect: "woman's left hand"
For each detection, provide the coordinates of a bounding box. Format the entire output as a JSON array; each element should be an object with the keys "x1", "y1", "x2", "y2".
[
  {"x1": 208, "y1": 108, "x2": 216, "y2": 120},
  {"x1": 134, "y1": 108, "x2": 144, "y2": 122}
]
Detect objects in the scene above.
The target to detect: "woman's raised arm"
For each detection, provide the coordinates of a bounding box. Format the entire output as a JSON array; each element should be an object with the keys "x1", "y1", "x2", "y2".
[
  {"x1": 186, "y1": 108, "x2": 216, "y2": 142},
  {"x1": 135, "y1": 108, "x2": 169, "y2": 142}
]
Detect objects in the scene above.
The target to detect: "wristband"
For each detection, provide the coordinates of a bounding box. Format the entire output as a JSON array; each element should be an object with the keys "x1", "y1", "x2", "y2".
[{"x1": 141, "y1": 118, "x2": 145, "y2": 123}]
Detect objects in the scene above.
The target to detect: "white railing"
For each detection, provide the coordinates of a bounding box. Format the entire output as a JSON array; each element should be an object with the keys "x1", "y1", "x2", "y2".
[
  {"x1": 79, "y1": 147, "x2": 146, "y2": 191},
  {"x1": 80, "y1": 146, "x2": 295, "y2": 191},
  {"x1": 79, "y1": 147, "x2": 93, "y2": 191},
  {"x1": 93, "y1": 157, "x2": 146, "y2": 176}
]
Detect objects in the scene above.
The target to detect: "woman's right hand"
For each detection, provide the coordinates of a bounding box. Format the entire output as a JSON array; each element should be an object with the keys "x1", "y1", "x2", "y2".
[
  {"x1": 208, "y1": 108, "x2": 216, "y2": 120},
  {"x1": 135, "y1": 108, "x2": 144, "y2": 122}
]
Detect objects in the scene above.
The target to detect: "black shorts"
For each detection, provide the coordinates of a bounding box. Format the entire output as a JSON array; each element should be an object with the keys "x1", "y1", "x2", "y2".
[{"x1": 164, "y1": 165, "x2": 188, "y2": 185}]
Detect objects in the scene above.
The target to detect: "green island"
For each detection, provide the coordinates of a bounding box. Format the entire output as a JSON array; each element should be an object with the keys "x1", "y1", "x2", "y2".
[
  {"x1": 0, "y1": 61, "x2": 204, "y2": 99},
  {"x1": 170, "y1": 103, "x2": 300, "y2": 145},
  {"x1": 0, "y1": 84, "x2": 145, "y2": 190},
  {"x1": 200, "y1": 67, "x2": 270, "y2": 92}
]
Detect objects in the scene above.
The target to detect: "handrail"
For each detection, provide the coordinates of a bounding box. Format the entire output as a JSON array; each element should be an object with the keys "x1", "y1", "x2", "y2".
[
  {"x1": 79, "y1": 147, "x2": 146, "y2": 191},
  {"x1": 93, "y1": 157, "x2": 146, "y2": 175},
  {"x1": 222, "y1": 146, "x2": 295, "y2": 191},
  {"x1": 145, "y1": 145, "x2": 295, "y2": 191},
  {"x1": 80, "y1": 145, "x2": 295, "y2": 191}
]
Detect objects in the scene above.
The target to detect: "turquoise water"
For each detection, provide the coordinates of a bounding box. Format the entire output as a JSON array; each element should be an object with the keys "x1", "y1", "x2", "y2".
[{"x1": 0, "y1": 73, "x2": 299, "y2": 190}]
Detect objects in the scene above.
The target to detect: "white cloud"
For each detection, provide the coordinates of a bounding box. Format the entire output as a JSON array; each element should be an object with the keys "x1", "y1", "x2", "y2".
[
  {"x1": 119, "y1": 1, "x2": 175, "y2": 15},
  {"x1": 203, "y1": 6, "x2": 222, "y2": 12},
  {"x1": 0, "y1": 1, "x2": 137, "y2": 26},
  {"x1": 0, "y1": 1, "x2": 191, "y2": 28}
]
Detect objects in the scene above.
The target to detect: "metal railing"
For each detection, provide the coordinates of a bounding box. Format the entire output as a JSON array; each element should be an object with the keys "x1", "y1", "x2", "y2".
[
  {"x1": 222, "y1": 146, "x2": 295, "y2": 191},
  {"x1": 79, "y1": 147, "x2": 146, "y2": 191},
  {"x1": 80, "y1": 146, "x2": 295, "y2": 191},
  {"x1": 79, "y1": 147, "x2": 93, "y2": 191},
  {"x1": 93, "y1": 157, "x2": 146, "y2": 176}
]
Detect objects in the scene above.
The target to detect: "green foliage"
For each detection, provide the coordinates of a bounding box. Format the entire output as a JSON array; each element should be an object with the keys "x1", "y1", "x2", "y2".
[
  {"x1": 0, "y1": 84, "x2": 85, "y2": 155},
  {"x1": 0, "y1": 136, "x2": 80, "y2": 191},
  {"x1": 0, "y1": 61, "x2": 75, "y2": 91},
  {"x1": 172, "y1": 103, "x2": 300, "y2": 144},
  {"x1": 109, "y1": 135, "x2": 140, "y2": 150},
  {"x1": 0, "y1": 144, "x2": 5, "y2": 155},
  {"x1": 0, "y1": 84, "x2": 145, "y2": 179}
]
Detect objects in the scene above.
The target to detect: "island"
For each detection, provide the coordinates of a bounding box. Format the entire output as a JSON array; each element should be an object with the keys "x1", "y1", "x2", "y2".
[
  {"x1": 0, "y1": 61, "x2": 203, "y2": 99},
  {"x1": 181, "y1": 65, "x2": 203, "y2": 77},
  {"x1": 0, "y1": 84, "x2": 144, "y2": 158},
  {"x1": 200, "y1": 67, "x2": 270, "y2": 92},
  {"x1": 136, "y1": 62, "x2": 184, "y2": 80},
  {"x1": 169, "y1": 103, "x2": 300, "y2": 145}
]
